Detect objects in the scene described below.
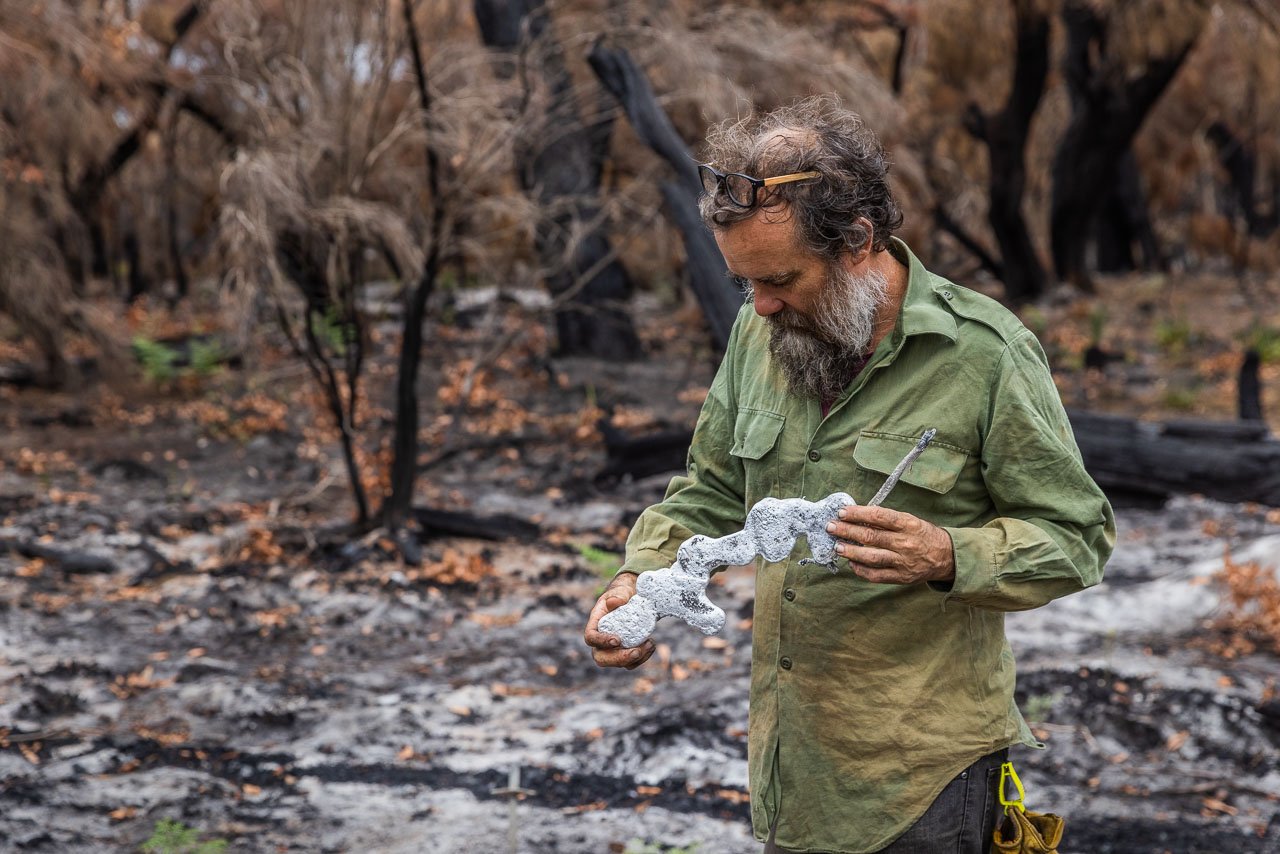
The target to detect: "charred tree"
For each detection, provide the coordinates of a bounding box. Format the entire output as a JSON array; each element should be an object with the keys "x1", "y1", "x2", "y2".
[
  {"x1": 1240, "y1": 349, "x2": 1264, "y2": 422},
  {"x1": 587, "y1": 43, "x2": 740, "y2": 351},
  {"x1": 381, "y1": 0, "x2": 446, "y2": 532},
  {"x1": 473, "y1": 0, "x2": 641, "y2": 360},
  {"x1": 963, "y1": 0, "x2": 1051, "y2": 304},
  {"x1": 1092, "y1": 149, "x2": 1163, "y2": 274},
  {"x1": 1050, "y1": 0, "x2": 1207, "y2": 292},
  {"x1": 271, "y1": 224, "x2": 372, "y2": 528},
  {"x1": 66, "y1": 0, "x2": 207, "y2": 285},
  {"x1": 165, "y1": 112, "x2": 190, "y2": 303},
  {"x1": 1207, "y1": 120, "x2": 1280, "y2": 239}
]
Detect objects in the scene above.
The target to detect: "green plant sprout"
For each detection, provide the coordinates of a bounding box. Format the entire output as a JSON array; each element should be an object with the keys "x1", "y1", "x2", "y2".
[{"x1": 139, "y1": 818, "x2": 228, "y2": 854}]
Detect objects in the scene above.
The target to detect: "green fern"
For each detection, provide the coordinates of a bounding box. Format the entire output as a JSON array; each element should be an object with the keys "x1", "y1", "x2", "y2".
[
  {"x1": 188, "y1": 340, "x2": 224, "y2": 377},
  {"x1": 139, "y1": 818, "x2": 228, "y2": 854},
  {"x1": 1154, "y1": 318, "x2": 1193, "y2": 356},
  {"x1": 132, "y1": 336, "x2": 179, "y2": 384},
  {"x1": 308, "y1": 306, "x2": 351, "y2": 357},
  {"x1": 1243, "y1": 325, "x2": 1280, "y2": 364},
  {"x1": 1087, "y1": 305, "x2": 1107, "y2": 344}
]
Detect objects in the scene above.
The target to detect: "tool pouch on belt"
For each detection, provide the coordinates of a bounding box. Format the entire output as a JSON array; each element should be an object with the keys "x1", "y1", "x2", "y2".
[{"x1": 990, "y1": 762, "x2": 1065, "y2": 854}]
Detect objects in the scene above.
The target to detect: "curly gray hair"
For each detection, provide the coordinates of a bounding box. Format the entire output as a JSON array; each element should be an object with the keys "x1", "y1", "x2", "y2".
[{"x1": 698, "y1": 96, "x2": 902, "y2": 258}]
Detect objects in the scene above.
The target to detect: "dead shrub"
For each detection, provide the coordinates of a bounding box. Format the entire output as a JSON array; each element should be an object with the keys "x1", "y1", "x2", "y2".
[{"x1": 1210, "y1": 549, "x2": 1280, "y2": 658}]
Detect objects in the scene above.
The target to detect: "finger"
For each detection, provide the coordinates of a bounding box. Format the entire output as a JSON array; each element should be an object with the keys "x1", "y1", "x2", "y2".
[
  {"x1": 584, "y1": 595, "x2": 623, "y2": 650},
  {"x1": 849, "y1": 564, "x2": 912, "y2": 585},
  {"x1": 625, "y1": 642, "x2": 656, "y2": 670},
  {"x1": 593, "y1": 641, "x2": 654, "y2": 669},
  {"x1": 839, "y1": 504, "x2": 912, "y2": 531},
  {"x1": 602, "y1": 574, "x2": 637, "y2": 607},
  {"x1": 836, "y1": 544, "x2": 901, "y2": 568},
  {"x1": 602, "y1": 587, "x2": 633, "y2": 610},
  {"x1": 826, "y1": 521, "x2": 892, "y2": 549}
]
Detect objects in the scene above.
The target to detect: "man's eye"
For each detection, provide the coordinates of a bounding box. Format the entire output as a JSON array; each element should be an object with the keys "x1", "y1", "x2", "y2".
[{"x1": 732, "y1": 275, "x2": 751, "y2": 293}]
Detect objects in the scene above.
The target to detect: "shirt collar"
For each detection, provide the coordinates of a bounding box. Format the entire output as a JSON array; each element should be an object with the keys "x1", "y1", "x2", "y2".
[{"x1": 887, "y1": 237, "x2": 958, "y2": 343}]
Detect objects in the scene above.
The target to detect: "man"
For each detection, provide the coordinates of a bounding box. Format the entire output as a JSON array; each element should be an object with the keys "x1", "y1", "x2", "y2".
[{"x1": 583, "y1": 96, "x2": 1114, "y2": 854}]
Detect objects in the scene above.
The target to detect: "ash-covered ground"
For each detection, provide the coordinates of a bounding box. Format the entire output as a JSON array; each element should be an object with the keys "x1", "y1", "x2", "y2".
[
  {"x1": 2, "y1": 295, "x2": 1279, "y2": 852},
  {"x1": 2, "y1": 441, "x2": 1278, "y2": 854}
]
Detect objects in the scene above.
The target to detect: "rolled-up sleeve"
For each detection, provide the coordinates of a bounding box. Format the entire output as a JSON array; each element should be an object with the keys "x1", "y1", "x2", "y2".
[
  {"x1": 617, "y1": 321, "x2": 748, "y2": 577},
  {"x1": 938, "y1": 330, "x2": 1115, "y2": 610}
]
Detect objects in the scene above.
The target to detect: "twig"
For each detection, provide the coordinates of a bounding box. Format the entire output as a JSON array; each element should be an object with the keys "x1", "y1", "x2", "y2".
[{"x1": 869, "y1": 429, "x2": 936, "y2": 506}]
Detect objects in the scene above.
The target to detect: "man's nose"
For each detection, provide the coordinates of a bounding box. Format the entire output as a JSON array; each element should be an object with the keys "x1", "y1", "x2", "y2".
[{"x1": 753, "y1": 292, "x2": 785, "y2": 316}]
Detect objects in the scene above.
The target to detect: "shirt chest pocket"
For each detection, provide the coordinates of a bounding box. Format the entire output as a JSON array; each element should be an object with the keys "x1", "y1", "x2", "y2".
[
  {"x1": 852, "y1": 431, "x2": 970, "y2": 504},
  {"x1": 730, "y1": 409, "x2": 786, "y2": 499}
]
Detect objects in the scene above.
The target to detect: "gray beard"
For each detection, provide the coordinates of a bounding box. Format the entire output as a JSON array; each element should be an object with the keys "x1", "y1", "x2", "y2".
[{"x1": 752, "y1": 264, "x2": 889, "y2": 401}]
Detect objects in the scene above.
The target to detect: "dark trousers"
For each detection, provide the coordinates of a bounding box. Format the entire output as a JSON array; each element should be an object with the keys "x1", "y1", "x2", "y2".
[{"x1": 764, "y1": 749, "x2": 1009, "y2": 854}]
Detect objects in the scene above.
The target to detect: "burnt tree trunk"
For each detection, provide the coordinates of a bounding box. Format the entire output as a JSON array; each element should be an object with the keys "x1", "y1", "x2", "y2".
[
  {"x1": 1092, "y1": 149, "x2": 1163, "y2": 273},
  {"x1": 381, "y1": 0, "x2": 445, "y2": 532},
  {"x1": 165, "y1": 112, "x2": 190, "y2": 302},
  {"x1": 67, "y1": 0, "x2": 206, "y2": 286},
  {"x1": 1240, "y1": 349, "x2": 1263, "y2": 422},
  {"x1": 963, "y1": 0, "x2": 1051, "y2": 304},
  {"x1": 124, "y1": 232, "x2": 147, "y2": 303},
  {"x1": 474, "y1": 0, "x2": 641, "y2": 360},
  {"x1": 587, "y1": 43, "x2": 740, "y2": 351},
  {"x1": 1207, "y1": 120, "x2": 1280, "y2": 239},
  {"x1": 1050, "y1": 0, "x2": 1206, "y2": 292}
]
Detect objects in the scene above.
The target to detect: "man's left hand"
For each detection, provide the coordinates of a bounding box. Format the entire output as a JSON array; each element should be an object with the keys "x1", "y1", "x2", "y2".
[{"x1": 825, "y1": 505, "x2": 955, "y2": 585}]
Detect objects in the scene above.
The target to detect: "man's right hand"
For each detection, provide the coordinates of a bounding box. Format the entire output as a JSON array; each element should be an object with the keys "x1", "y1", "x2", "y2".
[{"x1": 584, "y1": 572, "x2": 656, "y2": 669}]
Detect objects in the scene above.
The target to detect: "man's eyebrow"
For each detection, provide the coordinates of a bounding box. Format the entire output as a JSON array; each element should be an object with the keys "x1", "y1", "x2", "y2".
[{"x1": 755, "y1": 270, "x2": 798, "y2": 286}]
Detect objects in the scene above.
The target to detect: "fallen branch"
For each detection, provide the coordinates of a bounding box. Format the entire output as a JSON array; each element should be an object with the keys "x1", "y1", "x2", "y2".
[
  {"x1": 412, "y1": 507, "x2": 541, "y2": 542},
  {"x1": 0, "y1": 539, "x2": 117, "y2": 574}
]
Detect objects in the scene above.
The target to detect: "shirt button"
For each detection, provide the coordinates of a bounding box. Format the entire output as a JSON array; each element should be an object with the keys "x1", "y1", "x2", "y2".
[
  {"x1": 807, "y1": 450, "x2": 821, "y2": 462},
  {"x1": 780, "y1": 657, "x2": 793, "y2": 670},
  {"x1": 941, "y1": 290, "x2": 954, "y2": 300},
  {"x1": 784, "y1": 588, "x2": 796, "y2": 601}
]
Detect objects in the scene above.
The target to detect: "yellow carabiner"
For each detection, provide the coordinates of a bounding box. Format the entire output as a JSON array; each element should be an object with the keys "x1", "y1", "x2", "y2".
[{"x1": 999, "y1": 761, "x2": 1026, "y2": 813}]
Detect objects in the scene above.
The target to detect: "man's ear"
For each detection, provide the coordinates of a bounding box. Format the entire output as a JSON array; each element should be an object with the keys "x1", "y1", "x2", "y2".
[{"x1": 845, "y1": 217, "x2": 875, "y2": 265}]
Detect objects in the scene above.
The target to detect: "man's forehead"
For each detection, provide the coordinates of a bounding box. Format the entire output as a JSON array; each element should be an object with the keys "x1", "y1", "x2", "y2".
[
  {"x1": 716, "y1": 207, "x2": 802, "y2": 267},
  {"x1": 726, "y1": 205, "x2": 798, "y2": 242}
]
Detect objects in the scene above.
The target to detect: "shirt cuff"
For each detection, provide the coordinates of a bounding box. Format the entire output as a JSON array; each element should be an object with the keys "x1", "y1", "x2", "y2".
[
  {"x1": 617, "y1": 548, "x2": 674, "y2": 578},
  {"x1": 931, "y1": 526, "x2": 998, "y2": 601}
]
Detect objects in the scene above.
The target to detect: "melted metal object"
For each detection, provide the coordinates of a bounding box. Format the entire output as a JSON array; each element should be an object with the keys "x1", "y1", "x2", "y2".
[{"x1": 597, "y1": 429, "x2": 936, "y2": 648}]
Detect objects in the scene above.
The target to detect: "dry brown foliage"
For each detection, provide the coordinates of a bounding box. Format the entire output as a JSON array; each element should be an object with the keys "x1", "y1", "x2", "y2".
[{"x1": 1210, "y1": 549, "x2": 1280, "y2": 658}]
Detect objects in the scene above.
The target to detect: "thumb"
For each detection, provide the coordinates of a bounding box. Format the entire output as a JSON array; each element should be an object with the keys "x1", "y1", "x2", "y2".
[{"x1": 603, "y1": 576, "x2": 637, "y2": 609}]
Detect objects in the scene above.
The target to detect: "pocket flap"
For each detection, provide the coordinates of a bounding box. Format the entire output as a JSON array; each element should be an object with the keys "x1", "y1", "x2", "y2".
[
  {"x1": 853, "y1": 432, "x2": 969, "y2": 494},
  {"x1": 730, "y1": 409, "x2": 786, "y2": 460}
]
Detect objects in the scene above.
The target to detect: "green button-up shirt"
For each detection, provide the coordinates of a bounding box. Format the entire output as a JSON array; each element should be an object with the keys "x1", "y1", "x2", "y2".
[{"x1": 618, "y1": 239, "x2": 1115, "y2": 853}]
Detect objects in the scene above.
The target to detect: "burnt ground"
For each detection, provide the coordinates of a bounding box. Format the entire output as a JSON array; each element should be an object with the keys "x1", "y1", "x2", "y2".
[{"x1": 2, "y1": 290, "x2": 1280, "y2": 853}]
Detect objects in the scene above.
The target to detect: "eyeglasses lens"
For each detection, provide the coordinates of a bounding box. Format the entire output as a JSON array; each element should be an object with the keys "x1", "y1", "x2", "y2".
[
  {"x1": 724, "y1": 173, "x2": 754, "y2": 207},
  {"x1": 698, "y1": 165, "x2": 721, "y2": 196}
]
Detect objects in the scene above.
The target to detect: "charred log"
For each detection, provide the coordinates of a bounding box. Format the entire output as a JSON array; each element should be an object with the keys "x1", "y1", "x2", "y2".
[
  {"x1": 1, "y1": 539, "x2": 117, "y2": 574},
  {"x1": 600, "y1": 411, "x2": 1280, "y2": 508},
  {"x1": 412, "y1": 507, "x2": 541, "y2": 542}
]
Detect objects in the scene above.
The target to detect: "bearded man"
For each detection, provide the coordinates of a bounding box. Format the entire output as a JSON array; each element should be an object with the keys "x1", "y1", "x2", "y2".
[{"x1": 583, "y1": 97, "x2": 1115, "y2": 854}]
